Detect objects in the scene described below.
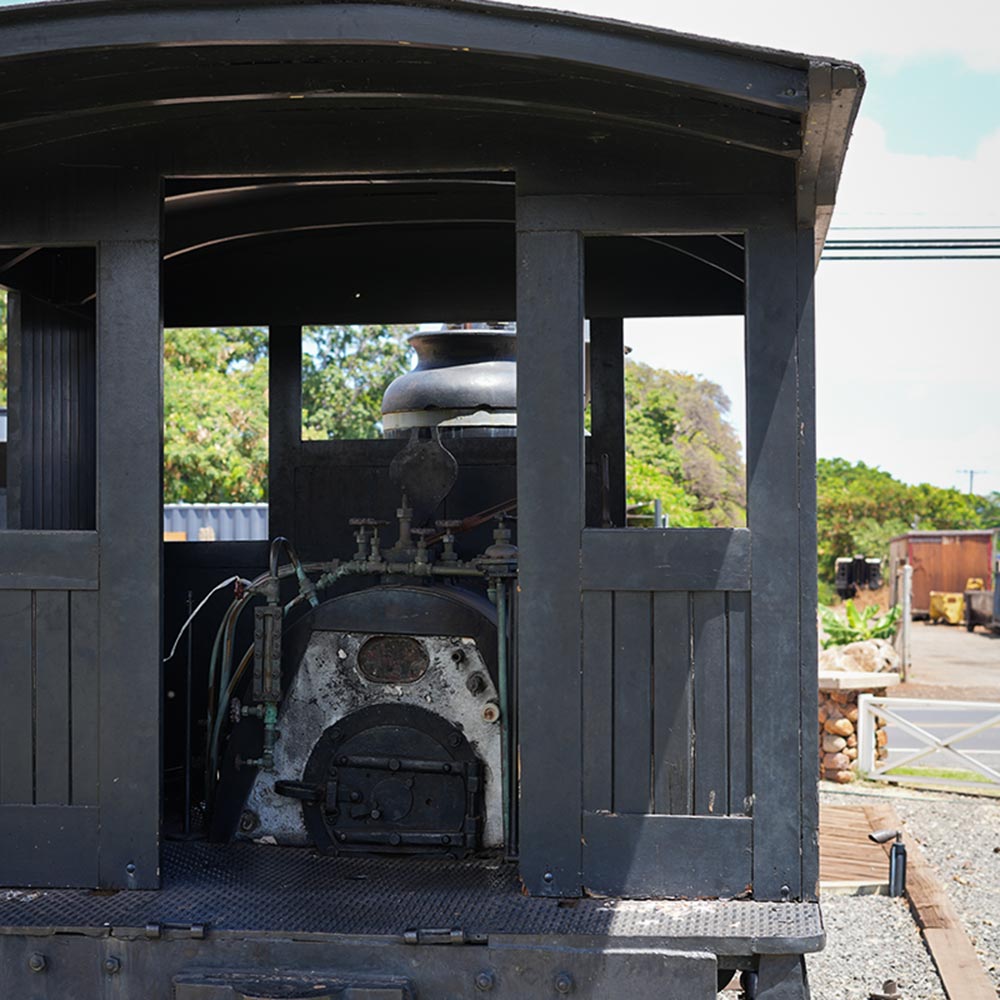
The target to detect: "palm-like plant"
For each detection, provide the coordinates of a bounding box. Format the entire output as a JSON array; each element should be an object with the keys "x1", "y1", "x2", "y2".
[{"x1": 819, "y1": 601, "x2": 902, "y2": 650}]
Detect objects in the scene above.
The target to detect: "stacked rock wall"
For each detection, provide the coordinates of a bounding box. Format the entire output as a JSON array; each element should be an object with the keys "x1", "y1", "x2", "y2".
[{"x1": 818, "y1": 686, "x2": 891, "y2": 783}]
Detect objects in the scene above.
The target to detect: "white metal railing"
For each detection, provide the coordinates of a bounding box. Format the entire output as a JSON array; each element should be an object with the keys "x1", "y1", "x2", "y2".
[{"x1": 858, "y1": 694, "x2": 1000, "y2": 788}]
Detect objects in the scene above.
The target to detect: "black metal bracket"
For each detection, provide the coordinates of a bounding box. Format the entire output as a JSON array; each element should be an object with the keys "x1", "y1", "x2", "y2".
[{"x1": 402, "y1": 927, "x2": 487, "y2": 946}]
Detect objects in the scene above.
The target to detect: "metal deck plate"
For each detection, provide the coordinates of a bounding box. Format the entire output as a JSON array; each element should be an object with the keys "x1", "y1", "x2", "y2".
[{"x1": 0, "y1": 843, "x2": 823, "y2": 953}]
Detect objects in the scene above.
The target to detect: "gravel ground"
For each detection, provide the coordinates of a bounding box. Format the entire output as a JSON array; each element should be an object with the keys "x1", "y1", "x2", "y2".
[
  {"x1": 808, "y1": 893, "x2": 945, "y2": 999},
  {"x1": 818, "y1": 784, "x2": 1000, "y2": 998},
  {"x1": 714, "y1": 890, "x2": 943, "y2": 998},
  {"x1": 890, "y1": 793, "x2": 1000, "y2": 992},
  {"x1": 715, "y1": 783, "x2": 999, "y2": 998}
]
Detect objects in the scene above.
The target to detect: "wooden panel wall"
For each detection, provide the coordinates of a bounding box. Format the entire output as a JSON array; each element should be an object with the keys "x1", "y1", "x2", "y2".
[
  {"x1": 0, "y1": 586, "x2": 100, "y2": 886},
  {"x1": 7, "y1": 293, "x2": 96, "y2": 531},
  {"x1": 0, "y1": 589, "x2": 99, "y2": 808},
  {"x1": 582, "y1": 589, "x2": 751, "y2": 819},
  {"x1": 899, "y1": 534, "x2": 994, "y2": 612},
  {"x1": 0, "y1": 174, "x2": 162, "y2": 890}
]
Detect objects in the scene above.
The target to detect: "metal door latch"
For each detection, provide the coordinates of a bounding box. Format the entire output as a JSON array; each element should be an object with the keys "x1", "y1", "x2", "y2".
[
  {"x1": 402, "y1": 927, "x2": 486, "y2": 946},
  {"x1": 144, "y1": 922, "x2": 207, "y2": 939}
]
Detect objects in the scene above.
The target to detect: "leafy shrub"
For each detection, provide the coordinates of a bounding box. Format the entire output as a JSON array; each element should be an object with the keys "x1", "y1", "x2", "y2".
[{"x1": 819, "y1": 600, "x2": 902, "y2": 649}]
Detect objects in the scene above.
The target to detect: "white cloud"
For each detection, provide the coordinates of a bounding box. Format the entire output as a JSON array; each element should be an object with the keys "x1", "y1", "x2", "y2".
[
  {"x1": 815, "y1": 257, "x2": 1000, "y2": 495},
  {"x1": 626, "y1": 118, "x2": 1000, "y2": 496},
  {"x1": 835, "y1": 118, "x2": 1000, "y2": 227},
  {"x1": 558, "y1": 1, "x2": 1000, "y2": 494},
  {"x1": 627, "y1": 257, "x2": 1000, "y2": 498},
  {"x1": 822, "y1": 116, "x2": 1000, "y2": 492}
]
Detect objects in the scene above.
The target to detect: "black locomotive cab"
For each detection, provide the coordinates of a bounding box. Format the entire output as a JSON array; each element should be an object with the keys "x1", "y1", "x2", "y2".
[{"x1": 0, "y1": 3, "x2": 863, "y2": 997}]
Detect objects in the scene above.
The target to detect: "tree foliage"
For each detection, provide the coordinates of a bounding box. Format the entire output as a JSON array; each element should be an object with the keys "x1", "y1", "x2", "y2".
[
  {"x1": 162, "y1": 325, "x2": 414, "y2": 503},
  {"x1": 819, "y1": 601, "x2": 901, "y2": 648},
  {"x1": 816, "y1": 457, "x2": 1000, "y2": 582},
  {"x1": 625, "y1": 360, "x2": 746, "y2": 527},
  {"x1": 301, "y1": 325, "x2": 413, "y2": 440},
  {"x1": 163, "y1": 327, "x2": 270, "y2": 502}
]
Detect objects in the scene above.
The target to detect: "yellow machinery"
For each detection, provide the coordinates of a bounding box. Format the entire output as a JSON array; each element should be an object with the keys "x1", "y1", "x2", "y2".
[{"x1": 929, "y1": 590, "x2": 965, "y2": 625}]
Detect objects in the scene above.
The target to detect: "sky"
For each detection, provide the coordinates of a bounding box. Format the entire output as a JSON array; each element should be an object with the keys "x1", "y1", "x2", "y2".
[
  {"x1": 538, "y1": 0, "x2": 1000, "y2": 497},
  {"x1": 1, "y1": 0, "x2": 997, "y2": 494}
]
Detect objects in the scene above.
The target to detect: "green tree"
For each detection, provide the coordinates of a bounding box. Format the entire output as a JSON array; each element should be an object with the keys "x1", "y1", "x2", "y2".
[
  {"x1": 163, "y1": 325, "x2": 414, "y2": 502},
  {"x1": 664, "y1": 370, "x2": 746, "y2": 526},
  {"x1": 816, "y1": 457, "x2": 998, "y2": 582},
  {"x1": 301, "y1": 325, "x2": 413, "y2": 440},
  {"x1": 624, "y1": 360, "x2": 745, "y2": 527},
  {"x1": 163, "y1": 327, "x2": 270, "y2": 502}
]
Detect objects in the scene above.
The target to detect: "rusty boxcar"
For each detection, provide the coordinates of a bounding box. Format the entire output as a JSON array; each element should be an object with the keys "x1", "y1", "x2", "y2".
[{"x1": 889, "y1": 529, "x2": 995, "y2": 617}]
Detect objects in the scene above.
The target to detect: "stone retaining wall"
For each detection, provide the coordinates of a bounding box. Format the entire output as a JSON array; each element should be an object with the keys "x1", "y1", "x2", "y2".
[{"x1": 818, "y1": 672, "x2": 898, "y2": 783}]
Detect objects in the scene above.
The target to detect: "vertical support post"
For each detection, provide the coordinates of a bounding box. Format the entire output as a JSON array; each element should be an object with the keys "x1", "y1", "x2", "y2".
[
  {"x1": 97, "y1": 227, "x2": 163, "y2": 889},
  {"x1": 589, "y1": 317, "x2": 626, "y2": 528},
  {"x1": 745, "y1": 217, "x2": 807, "y2": 901},
  {"x1": 900, "y1": 563, "x2": 913, "y2": 681},
  {"x1": 268, "y1": 325, "x2": 302, "y2": 542},
  {"x1": 795, "y1": 228, "x2": 820, "y2": 902},
  {"x1": 515, "y1": 217, "x2": 585, "y2": 896},
  {"x1": 755, "y1": 955, "x2": 811, "y2": 999},
  {"x1": 857, "y1": 694, "x2": 875, "y2": 775}
]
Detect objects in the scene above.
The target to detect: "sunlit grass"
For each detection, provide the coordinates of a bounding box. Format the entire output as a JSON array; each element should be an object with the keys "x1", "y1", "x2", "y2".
[{"x1": 885, "y1": 765, "x2": 991, "y2": 784}]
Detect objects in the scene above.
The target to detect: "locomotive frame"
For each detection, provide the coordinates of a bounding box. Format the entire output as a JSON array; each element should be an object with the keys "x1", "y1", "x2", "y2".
[{"x1": 0, "y1": 2, "x2": 863, "y2": 997}]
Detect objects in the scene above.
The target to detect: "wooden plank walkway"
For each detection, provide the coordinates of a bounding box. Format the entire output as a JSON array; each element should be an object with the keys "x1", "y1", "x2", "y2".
[
  {"x1": 820, "y1": 800, "x2": 994, "y2": 999},
  {"x1": 819, "y1": 803, "x2": 890, "y2": 893}
]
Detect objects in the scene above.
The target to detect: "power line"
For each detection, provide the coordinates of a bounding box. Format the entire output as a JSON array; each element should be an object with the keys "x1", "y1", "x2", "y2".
[
  {"x1": 822, "y1": 254, "x2": 1000, "y2": 260},
  {"x1": 830, "y1": 225, "x2": 1000, "y2": 231},
  {"x1": 822, "y1": 236, "x2": 1000, "y2": 261},
  {"x1": 825, "y1": 237, "x2": 1000, "y2": 246}
]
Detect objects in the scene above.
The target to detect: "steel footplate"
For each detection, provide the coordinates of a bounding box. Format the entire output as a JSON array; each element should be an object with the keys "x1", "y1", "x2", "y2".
[{"x1": 0, "y1": 842, "x2": 824, "y2": 956}]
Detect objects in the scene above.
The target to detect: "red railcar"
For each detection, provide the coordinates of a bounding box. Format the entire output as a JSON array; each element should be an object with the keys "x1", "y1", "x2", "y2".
[{"x1": 889, "y1": 530, "x2": 996, "y2": 617}]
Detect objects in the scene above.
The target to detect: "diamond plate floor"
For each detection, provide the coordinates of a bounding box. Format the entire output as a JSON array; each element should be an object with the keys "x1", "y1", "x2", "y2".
[{"x1": 0, "y1": 842, "x2": 823, "y2": 953}]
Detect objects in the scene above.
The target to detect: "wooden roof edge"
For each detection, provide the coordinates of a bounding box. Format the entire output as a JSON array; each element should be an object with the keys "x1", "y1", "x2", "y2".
[
  {"x1": 0, "y1": 1, "x2": 806, "y2": 111},
  {"x1": 801, "y1": 60, "x2": 866, "y2": 266},
  {"x1": 0, "y1": 0, "x2": 861, "y2": 73}
]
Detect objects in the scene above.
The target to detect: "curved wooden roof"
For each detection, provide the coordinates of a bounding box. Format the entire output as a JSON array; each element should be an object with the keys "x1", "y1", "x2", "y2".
[
  {"x1": 0, "y1": 0, "x2": 864, "y2": 324},
  {"x1": 0, "y1": 0, "x2": 859, "y2": 158}
]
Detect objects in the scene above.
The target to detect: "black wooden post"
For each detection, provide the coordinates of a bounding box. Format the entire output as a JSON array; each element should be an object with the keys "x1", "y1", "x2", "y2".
[
  {"x1": 268, "y1": 325, "x2": 302, "y2": 543},
  {"x1": 515, "y1": 219, "x2": 585, "y2": 896},
  {"x1": 795, "y1": 228, "x2": 820, "y2": 901},
  {"x1": 588, "y1": 317, "x2": 626, "y2": 528},
  {"x1": 745, "y1": 216, "x2": 808, "y2": 902},
  {"x1": 97, "y1": 221, "x2": 163, "y2": 889}
]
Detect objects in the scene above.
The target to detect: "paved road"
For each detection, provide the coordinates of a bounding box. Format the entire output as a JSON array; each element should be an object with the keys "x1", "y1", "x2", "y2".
[
  {"x1": 904, "y1": 620, "x2": 1000, "y2": 693},
  {"x1": 880, "y1": 621, "x2": 1000, "y2": 780},
  {"x1": 882, "y1": 703, "x2": 1000, "y2": 777}
]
